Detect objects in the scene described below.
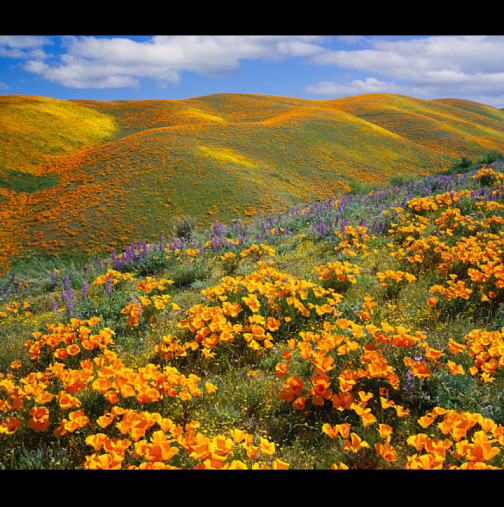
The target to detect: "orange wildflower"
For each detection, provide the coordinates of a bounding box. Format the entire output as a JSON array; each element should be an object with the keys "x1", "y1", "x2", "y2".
[
  {"x1": 342, "y1": 433, "x2": 370, "y2": 453},
  {"x1": 28, "y1": 406, "x2": 50, "y2": 433},
  {"x1": 375, "y1": 438, "x2": 398, "y2": 462},
  {"x1": 0, "y1": 416, "x2": 21, "y2": 435},
  {"x1": 446, "y1": 360, "x2": 465, "y2": 375}
]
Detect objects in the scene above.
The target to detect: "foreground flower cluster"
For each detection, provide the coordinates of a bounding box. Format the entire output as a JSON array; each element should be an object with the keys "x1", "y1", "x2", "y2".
[
  {"x1": 0, "y1": 315, "x2": 287, "y2": 469},
  {"x1": 2, "y1": 162, "x2": 504, "y2": 469}
]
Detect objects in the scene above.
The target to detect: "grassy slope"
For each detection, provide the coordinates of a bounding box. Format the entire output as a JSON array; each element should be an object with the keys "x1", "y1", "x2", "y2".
[
  {"x1": 0, "y1": 95, "x2": 118, "y2": 175},
  {"x1": 2, "y1": 92, "x2": 504, "y2": 273}
]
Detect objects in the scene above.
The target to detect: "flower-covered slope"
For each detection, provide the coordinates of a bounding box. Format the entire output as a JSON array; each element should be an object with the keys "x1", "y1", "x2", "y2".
[
  {"x1": 2, "y1": 93, "x2": 504, "y2": 274},
  {"x1": 2, "y1": 157, "x2": 504, "y2": 469}
]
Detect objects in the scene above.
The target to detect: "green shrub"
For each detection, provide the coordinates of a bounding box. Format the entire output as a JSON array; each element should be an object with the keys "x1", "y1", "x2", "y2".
[
  {"x1": 389, "y1": 172, "x2": 420, "y2": 187},
  {"x1": 174, "y1": 217, "x2": 197, "y2": 239}
]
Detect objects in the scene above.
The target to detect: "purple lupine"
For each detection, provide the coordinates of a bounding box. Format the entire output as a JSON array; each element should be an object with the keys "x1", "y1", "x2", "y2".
[
  {"x1": 63, "y1": 274, "x2": 71, "y2": 291},
  {"x1": 317, "y1": 219, "x2": 327, "y2": 238},
  {"x1": 50, "y1": 297, "x2": 60, "y2": 317},
  {"x1": 81, "y1": 281, "x2": 89, "y2": 299},
  {"x1": 112, "y1": 254, "x2": 122, "y2": 270},
  {"x1": 340, "y1": 216, "x2": 349, "y2": 232},
  {"x1": 104, "y1": 278, "x2": 113, "y2": 295},
  {"x1": 61, "y1": 289, "x2": 75, "y2": 316},
  {"x1": 370, "y1": 215, "x2": 379, "y2": 234}
]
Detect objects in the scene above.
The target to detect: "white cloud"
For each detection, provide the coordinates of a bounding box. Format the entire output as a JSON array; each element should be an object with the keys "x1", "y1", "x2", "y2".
[
  {"x1": 15, "y1": 35, "x2": 504, "y2": 106},
  {"x1": 303, "y1": 77, "x2": 409, "y2": 96},
  {"x1": 22, "y1": 35, "x2": 327, "y2": 90},
  {"x1": 334, "y1": 36, "x2": 370, "y2": 46},
  {"x1": 0, "y1": 35, "x2": 51, "y2": 59},
  {"x1": 306, "y1": 35, "x2": 504, "y2": 106}
]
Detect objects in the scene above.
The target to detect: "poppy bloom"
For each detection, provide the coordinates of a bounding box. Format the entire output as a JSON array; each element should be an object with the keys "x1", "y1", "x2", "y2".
[
  {"x1": 28, "y1": 406, "x2": 50, "y2": 432},
  {"x1": 448, "y1": 339, "x2": 466, "y2": 354},
  {"x1": 57, "y1": 390, "x2": 82, "y2": 410},
  {"x1": 64, "y1": 409, "x2": 89, "y2": 433},
  {"x1": 283, "y1": 376, "x2": 304, "y2": 396},
  {"x1": 67, "y1": 343, "x2": 81, "y2": 356},
  {"x1": 322, "y1": 423, "x2": 339, "y2": 439},
  {"x1": 378, "y1": 424, "x2": 393, "y2": 440},
  {"x1": 446, "y1": 360, "x2": 465, "y2": 375},
  {"x1": 427, "y1": 297, "x2": 438, "y2": 307},
  {"x1": 394, "y1": 405, "x2": 410, "y2": 418},
  {"x1": 85, "y1": 433, "x2": 109, "y2": 451},
  {"x1": 259, "y1": 437, "x2": 275, "y2": 455},
  {"x1": 0, "y1": 416, "x2": 21, "y2": 434},
  {"x1": 205, "y1": 382, "x2": 218, "y2": 394},
  {"x1": 380, "y1": 396, "x2": 395, "y2": 409},
  {"x1": 406, "y1": 453, "x2": 444, "y2": 470},
  {"x1": 84, "y1": 452, "x2": 123, "y2": 470},
  {"x1": 292, "y1": 396, "x2": 306, "y2": 410},
  {"x1": 54, "y1": 348, "x2": 69, "y2": 360},
  {"x1": 407, "y1": 433, "x2": 429, "y2": 451},
  {"x1": 275, "y1": 361, "x2": 290, "y2": 379},
  {"x1": 342, "y1": 433, "x2": 370, "y2": 453},
  {"x1": 375, "y1": 439, "x2": 398, "y2": 462}
]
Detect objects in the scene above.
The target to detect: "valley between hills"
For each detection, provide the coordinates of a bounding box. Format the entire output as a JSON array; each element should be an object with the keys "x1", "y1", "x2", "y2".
[{"x1": 2, "y1": 92, "x2": 504, "y2": 273}]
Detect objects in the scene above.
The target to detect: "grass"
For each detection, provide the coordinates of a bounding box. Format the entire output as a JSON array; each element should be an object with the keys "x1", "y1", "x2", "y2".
[
  {"x1": 1, "y1": 152, "x2": 504, "y2": 469},
  {"x1": 0, "y1": 170, "x2": 60, "y2": 194}
]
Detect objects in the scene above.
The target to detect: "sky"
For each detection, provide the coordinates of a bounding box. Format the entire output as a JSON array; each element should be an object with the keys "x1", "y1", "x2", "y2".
[{"x1": 2, "y1": 35, "x2": 504, "y2": 108}]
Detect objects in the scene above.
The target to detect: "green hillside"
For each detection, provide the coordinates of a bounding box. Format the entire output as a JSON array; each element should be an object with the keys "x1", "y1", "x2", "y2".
[
  {"x1": 1, "y1": 92, "x2": 504, "y2": 272},
  {"x1": 0, "y1": 95, "x2": 118, "y2": 175}
]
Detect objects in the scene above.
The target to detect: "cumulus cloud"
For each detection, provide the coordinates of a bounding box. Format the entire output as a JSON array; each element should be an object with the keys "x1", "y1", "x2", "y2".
[
  {"x1": 0, "y1": 35, "x2": 51, "y2": 59},
  {"x1": 13, "y1": 35, "x2": 504, "y2": 106},
  {"x1": 306, "y1": 35, "x2": 504, "y2": 106},
  {"x1": 303, "y1": 77, "x2": 410, "y2": 96},
  {"x1": 22, "y1": 35, "x2": 327, "y2": 90}
]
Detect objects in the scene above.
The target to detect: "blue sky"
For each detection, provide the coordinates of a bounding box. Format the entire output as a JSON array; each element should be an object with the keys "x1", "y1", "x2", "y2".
[{"x1": 2, "y1": 35, "x2": 504, "y2": 107}]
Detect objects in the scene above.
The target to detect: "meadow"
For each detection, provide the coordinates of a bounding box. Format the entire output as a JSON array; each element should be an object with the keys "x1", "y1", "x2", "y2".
[
  {"x1": 1, "y1": 144, "x2": 504, "y2": 469},
  {"x1": 3, "y1": 92, "x2": 504, "y2": 277}
]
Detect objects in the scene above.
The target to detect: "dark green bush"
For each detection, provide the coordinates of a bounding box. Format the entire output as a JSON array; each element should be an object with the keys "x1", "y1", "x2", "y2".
[{"x1": 174, "y1": 217, "x2": 197, "y2": 239}]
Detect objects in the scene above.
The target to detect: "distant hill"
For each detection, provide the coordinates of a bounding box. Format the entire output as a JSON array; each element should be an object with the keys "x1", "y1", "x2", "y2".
[
  {"x1": 0, "y1": 95, "x2": 118, "y2": 175},
  {"x1": 1, "y1": 92, "x2": 504, "y2": 270}
]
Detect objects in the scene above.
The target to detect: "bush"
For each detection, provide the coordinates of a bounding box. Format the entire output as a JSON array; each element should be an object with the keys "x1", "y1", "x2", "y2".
[
  {"x1": 345, "y1": 180, "x2": 376, "y2": 195},
  {"x1": 174, "y1": 217, "x2": 197, "y2": 239},
  {"x1": 389, "y1": 172, "x2": 420, "y2": 187}
]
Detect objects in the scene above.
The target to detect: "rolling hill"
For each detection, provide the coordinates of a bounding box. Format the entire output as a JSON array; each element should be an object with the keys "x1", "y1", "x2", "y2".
[{"x1": 1, "y1": 92, "x2": 504, "y2": 273}]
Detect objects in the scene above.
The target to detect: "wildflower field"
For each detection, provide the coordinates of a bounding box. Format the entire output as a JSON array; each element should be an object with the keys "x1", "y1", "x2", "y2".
[
  {"x1": 2, "y1": 148, "x2": 504, "y2": 469},
  {"x1": 3, "y1": 92, "x2": 504, "y2": 276}
]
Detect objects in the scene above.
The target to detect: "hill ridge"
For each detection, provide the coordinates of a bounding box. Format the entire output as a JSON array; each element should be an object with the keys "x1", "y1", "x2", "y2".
[{"x1": 1, "y1": 92, "x2": 504, "y2": 272}]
